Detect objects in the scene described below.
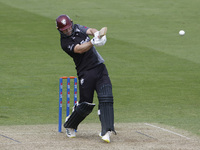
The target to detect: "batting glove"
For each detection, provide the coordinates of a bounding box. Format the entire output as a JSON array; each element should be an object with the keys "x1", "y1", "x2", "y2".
[
  {"x1": 91, "y1": 35, "x2": 107, "y2": 47},
  {"x1": 94, "y1": 31, "x2": 100, "y2": 38}
]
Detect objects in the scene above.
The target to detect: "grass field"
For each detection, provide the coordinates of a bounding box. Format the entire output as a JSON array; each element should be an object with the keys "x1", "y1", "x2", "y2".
[{"x1": 0, "y1": 0, "x2": 200, "y2": 137}]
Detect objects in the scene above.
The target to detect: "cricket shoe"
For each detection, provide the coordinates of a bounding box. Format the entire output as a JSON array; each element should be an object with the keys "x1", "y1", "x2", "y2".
[
  {"x1": 66, "y1": 128, "x2": 76, "y2": 138},
  {"x1": 64, "y1": 116, "x2": 76, "y2": 138},
  {"x1": 99, "y1": 131, "x2": 111, "y2": 143}
]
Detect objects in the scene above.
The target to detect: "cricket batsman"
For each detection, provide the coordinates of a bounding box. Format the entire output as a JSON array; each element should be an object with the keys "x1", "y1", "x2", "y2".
[{"x1": 56, "y1": 14, "x2": 116, "y2": 143}]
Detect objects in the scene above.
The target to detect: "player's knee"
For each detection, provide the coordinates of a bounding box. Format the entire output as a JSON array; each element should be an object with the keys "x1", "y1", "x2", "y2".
[
  {"x1": 76, "y1": 102, "x2": 96, "y2": 117},
  {"x1": 97, "y1": 84, "x2": 113, "y2": 103},
  {"x1": 64, "y1": 102, "x2": 95, "y2": 129}
]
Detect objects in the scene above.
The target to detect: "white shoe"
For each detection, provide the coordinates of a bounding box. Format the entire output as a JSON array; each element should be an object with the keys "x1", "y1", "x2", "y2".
[
  {"x1": 66, "y1": 128, "x2": 76, "y2": 138},
  {"x1": 99, "y1": 131, "x2": 111, "y2": 143}
]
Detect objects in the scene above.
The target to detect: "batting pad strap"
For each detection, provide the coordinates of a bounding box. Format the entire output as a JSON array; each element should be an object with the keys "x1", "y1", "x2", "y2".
[{"x1": 64, "y1": 102, "x2": 95, "y2": 130}]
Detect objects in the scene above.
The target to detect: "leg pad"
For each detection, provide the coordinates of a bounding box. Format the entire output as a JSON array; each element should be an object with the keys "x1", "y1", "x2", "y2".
[
  {"x1": 99, "y1": 102, "x2": 115, "y2": 136},
  {"x1": 64, "y1": 102, "x2": 95, "y2": 130},
  {"x1": 97, "y1": 84, "x2": 116, "y2": 136}
]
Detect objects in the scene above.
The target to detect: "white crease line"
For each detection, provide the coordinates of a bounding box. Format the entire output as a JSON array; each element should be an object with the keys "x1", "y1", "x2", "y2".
[
  {"x1": 145, "y1": 123, "x2": 190, "y2": 140},
  {"x1": 0, "y1": 141, "x2": 64, "y2": 146},
  {"x1": 0, "y1": 132, "x2": 57, "y2": 135}
]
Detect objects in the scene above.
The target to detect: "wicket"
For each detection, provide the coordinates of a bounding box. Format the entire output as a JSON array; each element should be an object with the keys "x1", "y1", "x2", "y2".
[{"x1": 58, "y1": 76, "x2": 77, "y2": 132}]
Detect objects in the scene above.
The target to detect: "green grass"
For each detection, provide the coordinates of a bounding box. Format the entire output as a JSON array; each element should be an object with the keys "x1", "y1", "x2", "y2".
[{"x1": 0, "y1": 0, "x2": 200, "y2": 136}]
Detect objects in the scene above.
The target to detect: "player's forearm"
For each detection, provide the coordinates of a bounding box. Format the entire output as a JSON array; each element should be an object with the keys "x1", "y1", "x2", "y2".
[
  {"x1": 74, "y1": 42, "x2": 93, "y2": 54},
  {"x1": 86, "y1": 28, "x2": 98, "y2": 36}
]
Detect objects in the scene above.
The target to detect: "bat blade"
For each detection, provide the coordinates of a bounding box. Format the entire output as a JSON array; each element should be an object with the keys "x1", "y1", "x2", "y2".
[{"x1": 99, "y1": 27, "x2": 107, "y2": 38}]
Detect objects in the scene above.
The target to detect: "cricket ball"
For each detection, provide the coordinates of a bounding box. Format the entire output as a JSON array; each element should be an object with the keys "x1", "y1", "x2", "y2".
[{"x1": 179, "y1": 30, "x2": 185, "y2": 36}]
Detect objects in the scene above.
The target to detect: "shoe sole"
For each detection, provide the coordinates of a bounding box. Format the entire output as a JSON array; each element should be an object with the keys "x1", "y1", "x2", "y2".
[
  {"x1": 66, "y1": 134, "x2": 76, "y2": 138},
  {"x1": 68, "y1": 136, "x2": 76, "y2": 138},
  {"x1": 102, "y1": 138, "x2": 110, "y2": 143}
]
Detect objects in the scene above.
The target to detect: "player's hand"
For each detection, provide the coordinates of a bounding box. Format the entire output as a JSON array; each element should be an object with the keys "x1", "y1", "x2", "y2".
[{"x1": 91, "y1": 35, "x2": 107, "y2": 47}]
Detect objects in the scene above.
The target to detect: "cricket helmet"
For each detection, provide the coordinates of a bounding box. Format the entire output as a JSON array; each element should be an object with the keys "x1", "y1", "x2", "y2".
[{"x1": 56, "y1": 15, "x2": 73, "y2": 31}]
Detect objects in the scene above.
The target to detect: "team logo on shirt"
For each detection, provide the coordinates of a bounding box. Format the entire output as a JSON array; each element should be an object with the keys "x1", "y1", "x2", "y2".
[
  {"x1": 68, "y1": 44, "x2": 74, "y2": 51},
  {"x1": 80, "y1": 78, "x2": 84, "y2": 85},
  {"x1": 80, "y1": 37, "x2": 90, "y2": 44}
]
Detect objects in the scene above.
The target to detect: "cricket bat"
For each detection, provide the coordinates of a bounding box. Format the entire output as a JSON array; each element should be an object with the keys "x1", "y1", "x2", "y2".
[{"x1": 99, "y1": 27, "x2": 107, "y2": 38}]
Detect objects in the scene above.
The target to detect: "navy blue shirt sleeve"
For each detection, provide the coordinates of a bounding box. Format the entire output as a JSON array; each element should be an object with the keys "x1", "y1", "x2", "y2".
[{"x1": 76, "y1": 24, "x2": 89, "y2": 34}]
